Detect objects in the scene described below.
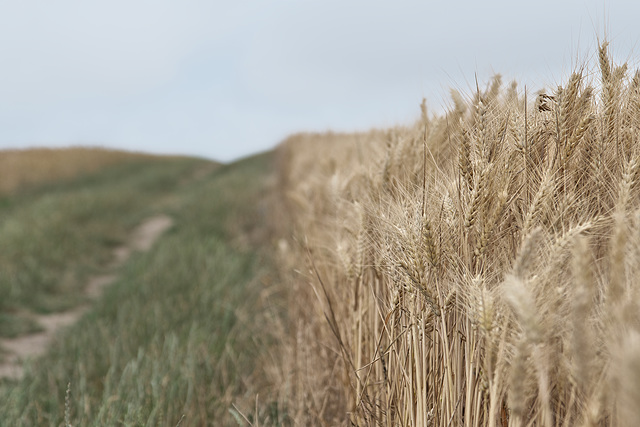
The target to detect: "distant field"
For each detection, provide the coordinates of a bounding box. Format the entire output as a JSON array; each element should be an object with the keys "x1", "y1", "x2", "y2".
[{"x1": 0, "y1": 147, "x2": 163, "y2": 195}]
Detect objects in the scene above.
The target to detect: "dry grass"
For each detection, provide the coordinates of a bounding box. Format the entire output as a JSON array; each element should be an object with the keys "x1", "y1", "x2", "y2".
[
  {"x1": 0, "y1": 147, "x2": 156, "y2": 194},
  {"x1": 275, "y1": 42, "x2": 640, "y2": 425}
]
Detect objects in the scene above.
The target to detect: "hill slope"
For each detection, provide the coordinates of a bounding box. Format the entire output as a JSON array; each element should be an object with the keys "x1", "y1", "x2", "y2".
[{"x1": 0, "y1": 151, "x2": 283, "y2": 425}]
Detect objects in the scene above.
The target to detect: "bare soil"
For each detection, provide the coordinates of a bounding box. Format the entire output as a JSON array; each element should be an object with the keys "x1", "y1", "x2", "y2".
[{"x1": 0, "y1": 214, "x2": 174, "y2": 380}]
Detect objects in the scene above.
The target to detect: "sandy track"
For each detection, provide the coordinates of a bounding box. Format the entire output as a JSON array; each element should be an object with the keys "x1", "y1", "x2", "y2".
[{"x1": 0, "y1": 214, "x2": 174, "y2": 380}]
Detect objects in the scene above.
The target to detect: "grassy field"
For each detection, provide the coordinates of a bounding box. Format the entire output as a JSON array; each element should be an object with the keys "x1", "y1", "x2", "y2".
[
  {"x1": 0, "y1": 154, "x2": 210, "y2": 337},
  {"x1": 0, "y1": 150, "x2": 284, "y2": 425}
]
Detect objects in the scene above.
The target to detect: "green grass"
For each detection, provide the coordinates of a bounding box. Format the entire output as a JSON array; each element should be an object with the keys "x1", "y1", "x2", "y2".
[
  {"x1": 0, "y1": 157, "x2": 210, "y2": 335},
  {"x1": 0, "y1": 152, "x2": 285, "y2": 426}
]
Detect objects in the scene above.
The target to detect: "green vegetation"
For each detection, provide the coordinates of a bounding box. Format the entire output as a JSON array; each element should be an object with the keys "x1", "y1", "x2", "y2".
[
  {"x1": 0, "y1": 157, "x2": 207, "y2": 335},
  {"x1": 0, "y1": 153, "x2": 283, "y2": 425}
]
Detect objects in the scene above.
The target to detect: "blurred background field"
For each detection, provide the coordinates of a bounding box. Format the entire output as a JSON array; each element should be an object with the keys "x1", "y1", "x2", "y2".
[{"x1": 0, "y1": 147, "x2": 158, "y2": 195}]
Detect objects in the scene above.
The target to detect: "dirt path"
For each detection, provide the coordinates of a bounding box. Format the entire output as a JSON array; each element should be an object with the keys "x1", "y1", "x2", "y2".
[{"x1": 0, "y1": 214, "x2": 174, "y2": 380}]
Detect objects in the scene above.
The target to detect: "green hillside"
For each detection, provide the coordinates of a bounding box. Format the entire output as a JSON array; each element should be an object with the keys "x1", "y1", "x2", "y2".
[{"x1": 0, "y1": 152, "x2": 284, "y2": 425}]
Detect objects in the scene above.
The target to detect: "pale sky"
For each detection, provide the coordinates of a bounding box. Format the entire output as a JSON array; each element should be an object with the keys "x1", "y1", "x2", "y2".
[{"x1": 0, "y1": 1, "x2": 638, "y2": 162}]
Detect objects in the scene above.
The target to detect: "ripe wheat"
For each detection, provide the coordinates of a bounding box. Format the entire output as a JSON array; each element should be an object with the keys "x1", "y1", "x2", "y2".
[{"x1": 276, "y1": 42, "x2": 640, "y2": 426}]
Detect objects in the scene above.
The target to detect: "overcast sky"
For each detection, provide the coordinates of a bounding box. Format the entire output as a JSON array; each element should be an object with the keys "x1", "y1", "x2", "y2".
[{"x1": 0, "y1": 1, "x2": 638, "y2": 162}]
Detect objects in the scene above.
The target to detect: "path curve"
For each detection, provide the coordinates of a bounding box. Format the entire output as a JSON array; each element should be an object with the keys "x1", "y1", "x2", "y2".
[{"x1": 0, "y1": 214, "x2": 174, "y2": 380}]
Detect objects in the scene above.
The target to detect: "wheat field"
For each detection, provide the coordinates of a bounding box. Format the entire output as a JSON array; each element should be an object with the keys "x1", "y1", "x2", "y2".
[{"x1": 273, "y1": 42, "x2": 640, "y2": 426}]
